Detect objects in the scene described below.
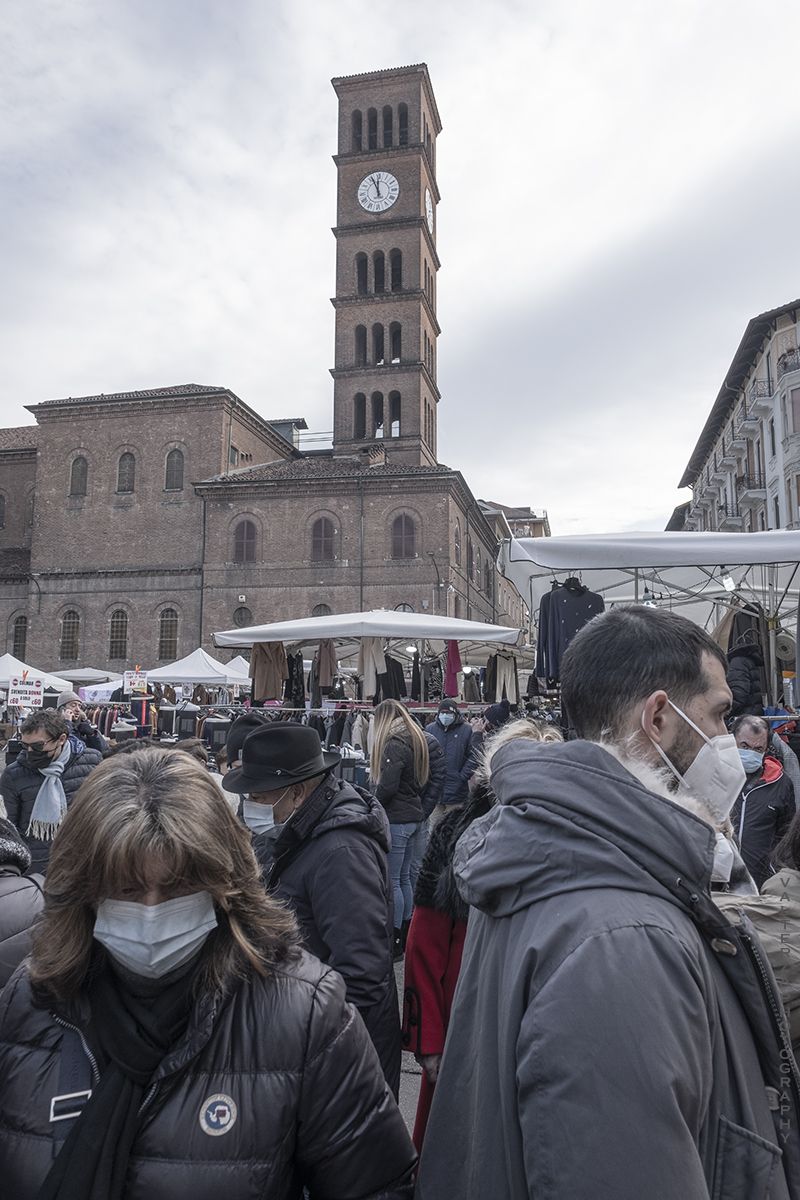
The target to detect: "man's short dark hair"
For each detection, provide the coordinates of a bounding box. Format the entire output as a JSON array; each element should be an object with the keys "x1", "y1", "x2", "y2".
[
  {"x1": 560, "y1": 606, "x2": 728, "y2": 741},
  {"x1": 20, "y1": 710, "x2": 68, "y2": 741},
  {"x1": 731, "y1": 714, "x2": 770, "y2": 741}
]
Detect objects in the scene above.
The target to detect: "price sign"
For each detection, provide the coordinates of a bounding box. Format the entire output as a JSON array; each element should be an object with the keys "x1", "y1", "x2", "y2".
[
  {"x1": 124, "y1": 670, "x2": 148, "y2": 694},
  {"x1": 9, "y1": 674, "x2": 44, "y2": 708}
]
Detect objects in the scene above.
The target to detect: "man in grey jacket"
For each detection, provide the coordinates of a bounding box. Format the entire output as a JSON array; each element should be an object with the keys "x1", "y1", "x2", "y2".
[{"x1": 417, "y1": 606, "x2": 800, "y2": 1200}]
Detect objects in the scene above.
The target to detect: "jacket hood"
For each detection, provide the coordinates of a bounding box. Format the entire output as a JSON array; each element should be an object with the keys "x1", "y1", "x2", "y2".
[
  {"x1": 453, "y1": 739, "x2": 716, "y2": 921},
  {"x1": 728, "y1": 644, "x2": 764, "y2": 665},
  {"x1": 290, "y1": 776, "x2": 391, "y2": 854}
]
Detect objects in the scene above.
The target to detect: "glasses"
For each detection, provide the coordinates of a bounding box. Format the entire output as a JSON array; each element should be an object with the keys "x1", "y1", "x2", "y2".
[{"x1": 22, "y1": 739, "x2": 57, "y2": 753}]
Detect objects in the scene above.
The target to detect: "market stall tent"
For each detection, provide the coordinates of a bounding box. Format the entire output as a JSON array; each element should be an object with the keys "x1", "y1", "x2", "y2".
[
  {"x1": 145, "y1": 648, "x2": 251, "y2": 687},
  {"x1": 214, "y1": 609, "x2": 520, "y2": 648},
  {"x1": 0, "y1": 654, "x2": 71, "y2": 693},
  {"x1": 57, "y1": 668, "x2": 124, "y2": 684}
]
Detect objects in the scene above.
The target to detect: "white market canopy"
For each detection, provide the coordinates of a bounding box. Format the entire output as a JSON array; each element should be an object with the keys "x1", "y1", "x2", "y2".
[
  {"x1": 501, "y1": 531, "x2": 800, "y2": 624},
  {"x1": 145, "y1": 648, "x2": 252, "y2": 687},
  {"x1": 213, "y1": 609, "x2": 521, "y2": 650},
  {"x1": 58, "y1": 667, "x2": 124, "y2": 684},
  {"x1": 0, "y1": 653, "x2": 71, "y2": 692}
]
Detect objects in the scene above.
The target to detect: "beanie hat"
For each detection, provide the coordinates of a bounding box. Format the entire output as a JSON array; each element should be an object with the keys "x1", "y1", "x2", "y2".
[
  {"x1": 57, "y1": 690, "x2": 81, "y2": 709},
  {"x1": 226, "y1": 712, "x2": 270, "y2": 764},
  {"x1": 438, "y1": 698, "x2": 458, "y2": 713},
  {"x1": 483, "y1": 699, "x2": 511, "y2": 728}
]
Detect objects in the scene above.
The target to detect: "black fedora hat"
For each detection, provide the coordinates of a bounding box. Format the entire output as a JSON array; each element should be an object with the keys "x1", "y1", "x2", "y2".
[{"x1": 222, "y1": 723, "x2": 340, "y2": 794}]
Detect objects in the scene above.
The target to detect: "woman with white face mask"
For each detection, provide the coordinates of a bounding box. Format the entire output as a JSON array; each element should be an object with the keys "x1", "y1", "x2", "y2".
[{"x1": 0, "y1": 748, "x2": 416, "y2": 1200}]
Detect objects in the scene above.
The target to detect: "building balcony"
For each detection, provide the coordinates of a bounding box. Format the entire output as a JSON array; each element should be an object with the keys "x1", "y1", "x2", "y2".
[
  {"x1": 719, "y1": 436, "x2": 739, "y2": 467},
  {"x1": 778, "y1": 350, "x2": 800, "y2": 381},
  {"x1": 748, "y1": 379, "x2": 774, "y2": 417},
  {"x1": 710, "y1": 455, "x2": 728, "y2": 484},
  {"x1": 717, "y1": 502, "x2": 743, "y2": 531},
  {"x1": 737, "y1": 402, "x2": 763, "y2": 434},
  {"x1": 736, "y1": 472, "x2": 767, "y2": 503}
]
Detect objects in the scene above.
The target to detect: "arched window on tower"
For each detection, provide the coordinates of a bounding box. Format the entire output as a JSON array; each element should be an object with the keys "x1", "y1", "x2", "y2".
[
  {"x1": 354, "y1": 393, "x2": 366, "y2": 439},
  {"x1": 373, "y1": 251, "x2": 385, "y2": 294},
  {"x1": 398, "y1": 103, "x2": 408, "y2": 146},
  {"x1": 383, "y1": 106, "x2": 393, "y2": 147},
  {"x1": 390, "y1": 250, "x2": 402, "y2": 291},
  {"x1": 60, "y1": 610, "x2": 80, "y2": 660},
  {"x1": 454, "y1": 521, "x2": 461, "y2": 567},
  {"x1": 355, "y1": 325, "x2": 367, "y2": 366},
  {"x1": 392, "y1": 514, "x2": 415, "y2": 559},
  {"x1": 109, "y1": 610, "x2": 128, "y2": 660},
  {"x1": 467, "y1": 536, "x2": 474, "y2": 582},
  {"x1": 165, "y1": 449, "x2": 184, "y2": 491},
  {"x1": 234, "y1": 520, "x2": 256, "y2": 563},
  {"x1": 367, "y1": 108, "x2": 378, "y2": 150},
  {"x1": 372, "y1": 323, "x2": 385, "y2": 365},
  {"x1": 356, "y1": 252, "x2": 368, "y2": 295},
  {"x1": 117, "y1": 453, "x2": 135, "y2": 493},
  {"x1": 312, "y1": 603, "x2": 332, "y2": 617},
  {"x1": 389, "y1": 391, "x2": 401, "y2": 437},
  {"x1": 311, "y1": 517, "x2": 334, "y2": 562},
  {"x1": 0, "y1": 495, "x2": 5, "y2": 530},
  {"x1": 12, "y1": 615, "x2": 27, "y2": 660},
  {"x1": 371, "y1": 392, "x2": 384, "y2": 439},
  {"x1": 351, "y1": 110, "x2": 363, "y2": 152},
  {"x1": 158, "y1": 608, "x2": 178, "y2": 660},
  {"x1": 484, "y1": 559, "x2": 492, "y2": 597},
  {"x1": 390, "y1": 323, "x2": 401, "y2": 363},
  {"x1": 70, "y1": 457, "x2": 88, "y2": 496},
  {"x1": 476, "y1": 548, "x2": 482, "y2": 592}
]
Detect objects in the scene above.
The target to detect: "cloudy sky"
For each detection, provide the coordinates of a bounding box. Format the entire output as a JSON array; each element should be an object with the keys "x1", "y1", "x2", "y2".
[{"x1": 3, "y1": 0, "x2": 800, "y2": 535}]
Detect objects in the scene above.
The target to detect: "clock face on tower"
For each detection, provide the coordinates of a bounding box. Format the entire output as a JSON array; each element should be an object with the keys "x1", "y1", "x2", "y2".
[
  {"x1": 357, "y1": 171, "x2": 400, "y2": 213},
  {"x1": 425, "y1": 188, "x2": 434, "y2": 233}
]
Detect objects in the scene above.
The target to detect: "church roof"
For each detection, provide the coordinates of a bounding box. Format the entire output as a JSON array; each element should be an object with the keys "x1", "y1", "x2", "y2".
[
  {"x1": 196, "y1": 455, "x2": 456, "y2": 485},
  {"x1": 35, "y1": 383, "x2": 228, "y2": 406},
  {"x1": 0, "y1": 426, "x2": 38, "y2": 449}
]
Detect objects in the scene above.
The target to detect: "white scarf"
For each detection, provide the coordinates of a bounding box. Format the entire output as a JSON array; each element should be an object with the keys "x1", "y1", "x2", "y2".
[{"x1": 26, "y1": 738, "x2": 71, "y2": 841}]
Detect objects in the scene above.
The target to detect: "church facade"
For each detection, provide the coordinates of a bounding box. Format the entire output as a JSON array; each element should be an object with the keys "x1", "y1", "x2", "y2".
[{"x1": 0, "y1": 65, "x2": 526, "y2": 673}]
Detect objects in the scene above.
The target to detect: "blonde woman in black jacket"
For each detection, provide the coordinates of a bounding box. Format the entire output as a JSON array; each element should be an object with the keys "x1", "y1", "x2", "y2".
[{"x1": 371, "y1": 699, "x2": 429, "y2": 958}]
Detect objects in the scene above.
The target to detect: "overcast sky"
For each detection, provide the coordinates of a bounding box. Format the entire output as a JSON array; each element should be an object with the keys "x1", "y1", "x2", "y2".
[{"x1": 2, "y1": 0, "x2": 800, "y2": 535}]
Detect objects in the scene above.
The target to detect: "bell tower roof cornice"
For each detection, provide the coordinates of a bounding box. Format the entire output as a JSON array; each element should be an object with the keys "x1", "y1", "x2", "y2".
[{"x1": 331, "y1": 63, "x2": 442, "y2": 135}]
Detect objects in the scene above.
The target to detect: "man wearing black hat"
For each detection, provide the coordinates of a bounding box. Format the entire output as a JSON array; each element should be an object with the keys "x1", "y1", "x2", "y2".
[
  {"x1": 427, "y1": 699, "x2": 482, "y2": 826},
  {"x1": 224, "y1": 722, "x2": 402, "y2": 1097}
]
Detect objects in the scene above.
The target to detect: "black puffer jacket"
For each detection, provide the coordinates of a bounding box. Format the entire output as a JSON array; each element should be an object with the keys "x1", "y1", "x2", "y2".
[
  {"x1": 0, "y1": 950, "x2": 416, "y2": 1199},
  {"x1": 254, "y1": 776, "x2": 402, "y2": 1097},
  {"x1": 0, "y1": 736, "x2": 103, "y2": 873},
  {"x1": 417, "y1": 738, "x2": 800, "y2": 1200},
  {"x1": 420, "y1": 731, "x2": 446, "y2": 818},
  {"x1": 727, "y1": 644, "x2": 765, "y2": 716},
  {"x1": 0, "y1": 820, "x2": 43, "y2": 989},
  {"x1": 375, "y1": 735, "x2": 424, "y2": 823},
  {"x1": 731, "y1": 753, "x2": 795, "y2": 888},
  {"x1": 427, "y1": 713, "x2": 481, "y2": 806}
]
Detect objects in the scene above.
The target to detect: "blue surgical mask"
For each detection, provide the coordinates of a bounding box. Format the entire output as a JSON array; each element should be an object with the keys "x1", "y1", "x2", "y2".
[
  {"x1": 93, "y1": 892, "x2": 218, "y2": 979},
  {"x1": 242, "y1": 799, "x2": 276, "y2": 836},
  {"x1": 438, "y1": 712, "x2": 455, "y2": 727},
  {"x1": 738, "y1": 748, "x2": 765, "y2": 775}
]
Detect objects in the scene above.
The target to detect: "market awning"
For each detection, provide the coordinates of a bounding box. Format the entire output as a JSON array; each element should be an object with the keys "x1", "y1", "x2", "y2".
[
  {"x1": 0, "y1": 654, "x2": 71, "y2": 692},
  {"x1": 213, "y1": 609, "x2": 521, "y2": 649},
  {"x1": 145, "y1": 648, "x2": 252, "y2": 687}
]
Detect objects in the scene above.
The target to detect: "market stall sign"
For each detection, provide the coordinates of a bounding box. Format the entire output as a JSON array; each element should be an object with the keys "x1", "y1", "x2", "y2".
[{"x1": 9, "y1": 673, "x2": 44, "y2": 708}]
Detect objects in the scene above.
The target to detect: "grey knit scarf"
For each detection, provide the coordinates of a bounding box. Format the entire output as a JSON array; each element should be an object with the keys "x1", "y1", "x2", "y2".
[{"x1": 27, "y1": 738, "x2": 71, "y2": 840}]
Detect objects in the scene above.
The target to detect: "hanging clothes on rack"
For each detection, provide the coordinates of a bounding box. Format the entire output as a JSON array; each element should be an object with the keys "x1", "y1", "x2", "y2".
[
  {"x1": 463, "y1": 670, "x2": 481, "y2": 703},
  {"x1": 317, "y1": 639, "x2": 338, "y2": 688},
  {"x1": 410, "y1": 652, "x2": 421, "y2": 702},
  {"x1": 535, "y1": 578, "x2": 605, "y2": 681},
  {"x1": 250, "y1": 641, "x2": 289, "y2": 702},
  {"x1": 422, "y1": 658, "x2": 443, "y2": 702},
  {"x1": 377, "y1": 656, "x2": 406, "y2": 701},
  {"x1": 358, "y1": 637, "x2": 387, "y2": 698},
  {"x1": 444, "y1": 641, "x2": 463, "y2": 698},
  {"x1": 284, "y1": 652, "x2": 306, "y2": 709}
]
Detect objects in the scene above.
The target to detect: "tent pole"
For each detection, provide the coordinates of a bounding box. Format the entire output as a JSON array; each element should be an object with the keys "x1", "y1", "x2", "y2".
[
  {"x1": 634, "y1": 569, "x2": 639, "y2": 603},
  {"x1": 768, "y1": 566, "x2": 778, "y2": 707}
]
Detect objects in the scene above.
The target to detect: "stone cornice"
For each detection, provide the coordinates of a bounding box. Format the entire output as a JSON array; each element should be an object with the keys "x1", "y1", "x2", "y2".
[
  {"x1": 330, "y1": 289, "x2": 440, "y2": 335},
  {"x1": 332, "y1": 217, "x2": 440, "y2": 268},
  {"x1": 0, "y1": 447, "x2": 37, "y2": 462},
  {"x1": 329, "y1": 361, "x2": 442, "y2": 400}
]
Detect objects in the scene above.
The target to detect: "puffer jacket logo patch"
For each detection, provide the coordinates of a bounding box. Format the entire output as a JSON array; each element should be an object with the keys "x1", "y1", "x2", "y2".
[{"x1": 199, "y1": 1094, "x2": 237, "y2": 1136}]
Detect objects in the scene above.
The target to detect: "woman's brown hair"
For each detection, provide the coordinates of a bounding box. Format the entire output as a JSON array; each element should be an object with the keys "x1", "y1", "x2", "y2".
[
  {"x1": 28, "y1": 747, "x2": 298, "y2": 1006},
  {"x1": 370, "y1": 698, "x2": 429, "y2": 788}
]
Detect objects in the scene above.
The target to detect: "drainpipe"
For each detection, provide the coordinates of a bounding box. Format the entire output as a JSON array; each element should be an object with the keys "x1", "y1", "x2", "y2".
[
  {"x1": 198, "y1": 496, "x2": 206, "y2": 647},
  {"x1": 359, "y1": 471, "x2": 365, "y2": 611},
  {"x1": 428, "y1": 551, "x2": 440, "y2": 615}
]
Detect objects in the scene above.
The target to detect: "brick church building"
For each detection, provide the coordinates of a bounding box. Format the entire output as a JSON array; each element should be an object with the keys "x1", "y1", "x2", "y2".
[{"x1": 0, "y1": 65, "x2": 527, "y2": 673}]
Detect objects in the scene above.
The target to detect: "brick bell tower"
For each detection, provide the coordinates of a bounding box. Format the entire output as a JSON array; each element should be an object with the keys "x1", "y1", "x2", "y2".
[{"x1": 330, "y1": 64, "x2": 441, "y2": 467}]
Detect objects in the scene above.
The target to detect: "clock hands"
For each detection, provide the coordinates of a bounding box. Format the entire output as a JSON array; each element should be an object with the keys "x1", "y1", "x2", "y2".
[{"x1": 370, "y1": 174, "x2": 383, "y2": 198}]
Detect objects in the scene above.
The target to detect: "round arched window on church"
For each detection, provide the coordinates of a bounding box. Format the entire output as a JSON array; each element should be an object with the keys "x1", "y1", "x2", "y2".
[
  {"x1": 394, "y1": 603, "x2": 413, "y2": 613},
  {"x1": 233, "y1": 606, "x2": 253, "y2": 628},
  {"x1": 312, "y1": 604, "x2": 332, "y2": 617}
]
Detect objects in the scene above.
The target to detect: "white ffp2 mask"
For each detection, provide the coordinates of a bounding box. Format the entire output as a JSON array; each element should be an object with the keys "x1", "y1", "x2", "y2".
[
  {"x1": 643, "y1": 700, "x2": 746, "y2": 824},
  {"x1": 94, "y1": 891, "x2": 218, "y2": 978}
]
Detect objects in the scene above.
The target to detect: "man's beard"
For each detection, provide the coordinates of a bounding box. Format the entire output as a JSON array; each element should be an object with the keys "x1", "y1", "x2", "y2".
[{"x1": 664, "y1": 721, "x2": 704, "y2": 784}]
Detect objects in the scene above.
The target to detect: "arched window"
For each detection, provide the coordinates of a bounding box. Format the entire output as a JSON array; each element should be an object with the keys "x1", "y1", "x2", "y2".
[
  {"x1": 60, "y1": 610, "x2": 80, "y2": 660},
  {"x1": 233, "y1": 606, "x2": 252, "y2": 627},
  {"x1": 395, "y1": 603, "x2": 413, "y2": 612},
  {"x1": 398, "y1": 103, "x2": 408, "y2": 146},
  {"x1": 108, "y1": 610, "x2": 128, "y2": 660},
  {"x1": 390, "y1": 250, "x2": 402, "y2": 291},
  {"x1": 467, "y1": 536, "x2": 474, "y2": 581},
  {"x1": 117, "y1": 452, "x2": 135, "y2": 493},
  {"x1": 390, "y1": 323, "x2": 401, "y2": 363},
  {"x1": 0, "y1": 494, "x2": 4, "y2": 529},
  {"x1": 26, "y1": 492, "x2": 34, "y2": 528},
  {"x1": 12, "y1": 614, "x2": 27, "y2": 660},
  {"x1": 355, "y1": 325, "x2": 367, "y2": 366},
  {"x1": 389, "y1": 391, "x2": 401, "y2": 437},
  {"x1": 234, "y1": 520, "x2": 257, "y2": 563},
  {"x1": 70, "y1": 457, "x2": 88, "y2": 496},
  {"x1": 165, "y1": 449, "x2": 184, "y2": 491},
  {"x1": 311, "y1": 517, "x2": 335, "y2": 562},
  {"x1": 454, "y1": 521, "x2": 461, "y2": 567},
  {"x1": 158, "y1": 608, "x2": 178, "y2": 660},
  {"x1": 312, "y1": 603, "x2": 332, "y2": 617},
  {"x1": 372, "y1": 323, "x2": 385, "y2": 365},
  {"x1": 373, "y1": 251, "x2": 385, "y2": 294},
  {"x1": 383, "y1": 106, "x2": 393, "y2": 147},
  {"x1": 367, "y1": 108, "x2": 378, "y2": 150},
  {"x1": 484, "y1": 560, "x2": 492, "y2": 596},
  {"x1": 356, "y1": 252, "x2": 368, "y2": 294},
  {"x1": 454, "y1": 594, "x2": 462, "y2": 619},
  {"x1": 392, "y1": 514, "x2": 415, "y2": 559},
  {"x1": 371, "y1": 392, "x2": 384, "y2": 439},
  {"x1": 354, "y1": 393, "x2": 366, "y2": 439},
  {"x1": 351, "y1": 110, "x2": 362, "y2": 152},
  {"x1": 476, "y1": 547, "x2": 482, "y2": 591}
]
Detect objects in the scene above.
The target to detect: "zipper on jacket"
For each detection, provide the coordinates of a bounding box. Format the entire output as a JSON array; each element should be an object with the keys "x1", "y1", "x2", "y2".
[
  {"x1": 52, "y1": 1013, "x2": 101, "y2": 1086},
  {"x1": 739, "y1": 928, "x2": 800, "y2": 1098}
]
